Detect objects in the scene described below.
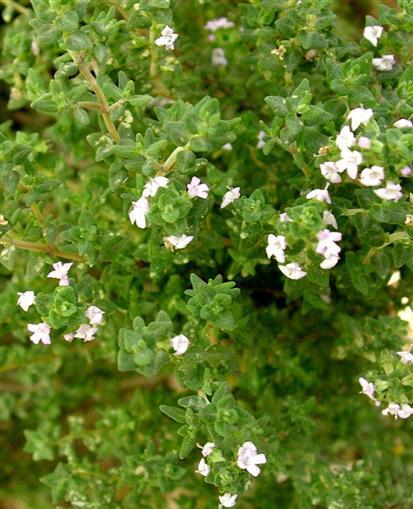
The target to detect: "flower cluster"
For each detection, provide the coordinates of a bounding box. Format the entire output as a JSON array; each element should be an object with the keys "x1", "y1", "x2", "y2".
[
  {"x1": 196, "y1": 441, "x2": 266, "y2": 507},
  {"x1": 17, "y1": 263, "x2": 104, "y2": 345}
]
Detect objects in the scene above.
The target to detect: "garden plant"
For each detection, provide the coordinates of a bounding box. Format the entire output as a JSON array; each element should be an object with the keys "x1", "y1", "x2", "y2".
[{"x1": 0, "y1": 0, "x2": 413, "y2": 507}]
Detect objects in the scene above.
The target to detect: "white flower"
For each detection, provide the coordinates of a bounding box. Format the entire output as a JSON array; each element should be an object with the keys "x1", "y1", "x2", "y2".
[
  {"x1": 360, "y1": 166, "x2": 385, "y2": 187},
  {"x1": 129, "y1": 197, "x2": 149, "y2": 229},
  {"x1": 155, "y1": 26, "x2": 178, "y2": 50},
  {"x1": 393, "y1": 119, "x2": 412, "y2": 128},
  {"x1": 204, "y1": 17, "x2": 234, "y2": 32},
  {"x1": 320, "y1": 255, "x2": 340, "y2": 269},
  {"x1": 337, "y1": 149, "x2": 363, "y2": 179},
  {"x1": 171, "y1": 334, "x2": 189, "y2": 355},
  {"x1": 64, "y1": 333, "x2": 74, "y2": 342},
  {"x1": 374, "y1": 182, "x2": 403, "y2": 202},
  {"x1": 164, "y1": 234, "x2": 194, "y2": 250},
  {"x1": 397, "y1": 404, "x2": 413, "y2": 419},
  {"x1": 221, "y1": 187, "x2": 240, "y2": 208},
  {"x1": 237, "y1": 441, "x2": 267, "y2": 477},
  {"x1": 387, "y1": 271, "x2": 400, "y2": 286},
  {"x1": 320, "y1": 161, "x2": 341, "y2": 184},
  {"x1": 358, "y1": 377, "x2": 378, "y2": 404},
  {"x1": 397, "y1": 351, "x2": 413, "y2": 365},
  {"x1": 382, "y1": 403, "x2": 400, "y2": 417},
  {"x1": 266, "y1": 234, "x2": 286, "y2": 263},
  {"x1": 358, "y1": 136, "x2": 371, "y2": 149},
  {"x1": 196, "y1": 458, "x2": 210, "y2": 477},
  {"x1": 316, "y1": 230, "x2": 342, "y2": 256},
  {"x1": 347, "y1": 107, "x2": 373, "y2": 131},
  {"x1": 316, "y1": 229, "x2": 342, "y2": 269},
  {"x1": 372, "y1": 54, "x2": 395, "y2": 71},
  {"x1": 187, "y1": 176, "x2": 209, "y2": 199},
  {"x1": 279, "y1": 212, "x2": 292, "y2": 222},
  {"x1": 219, "y1": 494, "x2": 238, "y2": 508},
  {"x1": 256, "y1": 130, "x2": 266, "y2": 149},
  {"x1": 142, "y1": 176, "x2": 169, "y2": 198},
  {"x1": 306, "y1": 189, "x2": 331, "y2": 204},
  {"x1": 28, "y1": 322, "x2": 51, "y2": 345},
  {"x1": 382, "y1": 403, "x2": 413, "y2": 419},
  {"x1": 222, "y1": 143, "x2": 233, "y2": 151},
  {"x1": 74, "y1": 323, "x2": 97, "y2": 342},
  {"x1": 363, "y1": 25, "x2": 383, "y2": 46},
  {"x1": 323, "y1": 210, "x2": 338, "y2": 229},
  {"x1": 212, "y1": 47, "x2": 228, "y2": 66},
  {"x1": 279, "y1": 262, "x2": 307, "y2": 280},
  {"x1": 200, "y1": 442, "x2": 215, "y2": 457},
  {"x1": 336, "y1": 126, "x2": 355, "y2": 151},
  {"x1": 47, "y1": 262, "x2": 73, "y2": 286},
  {"x1": 85, "y1": 305, "x2": 105, "y2": 325},
  {"x1": 17, "y1": 290, "x2": 36, "y2": 311}
]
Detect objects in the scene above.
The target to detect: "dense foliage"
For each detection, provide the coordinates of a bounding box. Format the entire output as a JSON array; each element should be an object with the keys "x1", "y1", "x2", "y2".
[{"x1": 1, "y1": 0, "x2": 412, "y2": 507}]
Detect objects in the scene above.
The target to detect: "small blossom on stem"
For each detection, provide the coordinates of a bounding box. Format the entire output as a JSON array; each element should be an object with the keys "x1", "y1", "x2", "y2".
[
  {"x1": 222, "y1": 143, "x2": 233, "y2": 151},
  {"x1": 155, "y1": 26, "x2": 178, "y2": 50},
  {"x1": 129, "y1": 197, "x2": 149, "y2": 229},
  {"x1": 17, "y1": 290, "x2": 36, "y2": 311},
  {"x1": 187, "y1": 176, "x2": 209, "y2": 199},
  {"x1": 400, "y1": 166, "x2": 412, "y2": 177},
  {"x1": 164, "y1": 235, "x2": 194, "y2": 250},
  {"x1": 336, "y1": 125, "x2": 355, "y2": 151},
  {"x1": 237, "y1": 441, "x2": 267, "y2": 477},
  {"x1": 85, "y1": 305, "x2": 105, "y2": 325},
  {"x1": 256, "y1": 130, "x2": 266, "y2": 149},
  {"x1": 279, "y1": 262, "x2": 307, "y2": 280},
  {"x1": 363, "y1": 25, "x2": 383, "y2": 46},
  {"x1": 221, "y1": 187, "x2": 240, "y2": 208},
  {"x1": 320, "y1": 161, "x2": 341, "y2": 183},
  {"x1": 266, "y1": 234, "x2": 286, "y2": 263},
  {"x1": 397, "y1": 351, "x2": 413, "y2": 365},
  {"x1": 359, "y1": 377, "x2": 380, "y2": 406},
  {"x1": 196, "y1": 458, "x2": 210, "y2": 477},
  {"x1": 358, "y1": 136, "x2": 371, "y2": 149},
  {"x1": 142, "y1": 176, "x2": 169, "y2": 198},
  {"x1": 374, "y1": 182, "x2": 403, "y2": 202},
  {"x1": 337, "y1": 149, "x2": 363, "y2": 179},
  {"x1": 360, "y1": 166, "x2": 385, "y2": 187},
  {"x1": 47, "y1": 262, "x2": 73, "y2": 286},
  {"x1": 347, "y1": 107, "x2": 373, "y2": 131},
  {"x1": 316, "y1": 229, "x2": 342, "y2": 269},
  {"x1": 219, "y1": 494, "x2": 237, "y2": 508},
  {"x1": 279, "y1": 212, "x2": 292, "y2": 222},
  {"x1": 382, "y1": 403, "x2": 413, "y2": 419},
  {"x1": 75, "y1": 324, "x2": 97, "y2": 342},
  {"x1": 200, "y1": 442, "x2": 215, "y2": 457},
  {"x1": 393, "y1": 119, "x2": 413, "y2": 129},
  {"x1": 28, "y1": 322, "x2": 51, "y2": 345},
  {"x1": 212, "y1": 48, "x2": 228, "y2": 66},
  {"x1": 323, "y1": 210, "x2": 338, "y2": 230},
  {"x1": 306, "y1": 189, "x2": 331, "y2": 204},
  {"x1": 171, "y1": 334, "x2": 189, "y2": 355},
  {"x1": 64, "y1": 333, "x2": 74, "y2": 342},
  {"x1": 204, "y1": 17, "x2": 234, "y2": 32},
  {"x1": 372, "y1": 55, "x2": 395, "y2": 71}
]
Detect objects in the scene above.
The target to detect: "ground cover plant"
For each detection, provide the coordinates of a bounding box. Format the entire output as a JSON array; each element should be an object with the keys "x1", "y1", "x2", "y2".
[{"x1": 0, "y1": 0, "x2": 413, "y2": 507}]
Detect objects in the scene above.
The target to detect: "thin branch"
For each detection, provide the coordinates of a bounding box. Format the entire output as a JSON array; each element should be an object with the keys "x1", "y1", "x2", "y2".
[
  {"x1": 69, "y1": 52, "x2": 120, "y2": 143},
  {"x1": 0, "y1": 236, "x2": 84, "y2": 262}
]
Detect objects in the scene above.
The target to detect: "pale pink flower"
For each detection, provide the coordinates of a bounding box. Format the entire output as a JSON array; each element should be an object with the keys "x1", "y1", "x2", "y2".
[
  {"x1": 196, "y1": 458, "x2": 210, "y2": 477},
  {"x1": 155, "y1": 26, "x2": 178, "y2": 50},
  {"x1": 372, "y1": 55, "x2": 395, "y2": 71},
  {"x1": 397, "y1": 351, "x2": 413, "y2": 365},
  {"x1": 360, "y1": 166, "x2": 384, "y2": 187},
  {"x1": 47, "y1": 262, "x2": 73, "y2": 286},
  {"x1": 306, "y1": 189, "x2": 331, "y2": 204},
  {"x1": 320, "y1": 161, "x2": 341, "y2": 183},
  {"x1": 187, "y1": 176, "x2": 209, "y2": 199},
  {"x1": 85, "y1": 305, "x2": 105, "y2": 325},
  {"x1": 221, "y1": 187, "x2": 240, "y2": 208},
  {"x1": 266, "y1": 234, "x2": 286, "y2": 263},
  {"x1": 17, "y1": 291, "x2": 36, "y2": 312},
  {"x1": 374, "y1": 182, "x2": 403, "y2": 202},
  {"x1": 171, "y1": 334, "x2": 189, "y2": 355},
  {"x1": 363, "y1": 25, "x2": 383, "y2": 46},
  {"x1": 279, "y1": 262, "x2": 307, "y2": 280},
  {"x1": 237, "y1": 441, "x2": 267, "y2": 477},
  {"x1": 28, "y1": 322, "x2": 51, "y2": 345},
  {"x1": 74, "y1": 324, "x2": 97, "y2": 342},
  {"x1": 164, "y1": 235, "x2": 194, "y2": 250},
  {"x1": 348, "y1": 108, "x2": 373, "y2": 131}
]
